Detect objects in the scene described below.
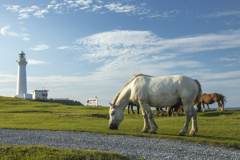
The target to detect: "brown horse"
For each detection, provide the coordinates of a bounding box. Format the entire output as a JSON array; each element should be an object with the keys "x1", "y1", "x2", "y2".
[
  {"x1": 197, "y1": 93, "x2": 227, "y2": 112},
  {"x1": 167, "y1": 101, "x2": 184, "y2": 117}
]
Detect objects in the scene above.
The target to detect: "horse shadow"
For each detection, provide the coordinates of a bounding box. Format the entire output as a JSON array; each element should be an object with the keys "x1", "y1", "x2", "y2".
[
  {"x1": 89, "y1": 114, "x2": 109, "y2": 119},
  {"x1": 199, "y1": 111, "x2": 233, "y2": 117},
  {"x1": 196, "y1": 134, "x2": 240, "y2": 144}
]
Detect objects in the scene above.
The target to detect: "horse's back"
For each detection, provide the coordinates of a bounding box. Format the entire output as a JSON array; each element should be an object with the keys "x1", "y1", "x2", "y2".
[
  {"x1": 130, "y1": 75, "x2": 198, "y2": 108},
  {"x1": 202, "y1": 93, "x2": 219, "y2": 104}
]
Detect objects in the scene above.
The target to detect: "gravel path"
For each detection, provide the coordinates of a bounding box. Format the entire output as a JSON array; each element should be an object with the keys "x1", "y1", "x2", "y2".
[{"x1": 0, "y1": 129, "x2": 239, "y2": 160}]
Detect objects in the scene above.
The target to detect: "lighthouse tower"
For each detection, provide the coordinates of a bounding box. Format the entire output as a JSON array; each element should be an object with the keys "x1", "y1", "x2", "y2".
[{"x1": 14, "y1": 51, "x2": 32, "y2": 99}]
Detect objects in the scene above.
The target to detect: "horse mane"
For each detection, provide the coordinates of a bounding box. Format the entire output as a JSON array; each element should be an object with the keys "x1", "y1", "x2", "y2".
[{"x1": 112, "y1": 73, "x2": 147, "y2": 107}]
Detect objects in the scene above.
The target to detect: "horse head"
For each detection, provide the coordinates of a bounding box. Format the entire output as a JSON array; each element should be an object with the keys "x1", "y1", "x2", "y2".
[{"x1": 109, "y1": 102, "x2": 124, "y2": 130}]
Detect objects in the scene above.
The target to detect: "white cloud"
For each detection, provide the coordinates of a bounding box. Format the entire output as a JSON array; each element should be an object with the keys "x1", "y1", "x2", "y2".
[
  {"x1": 19, "y1": 6, "x2": 39, "y2": 13},
  {"x1": 0, "y1": 73, "x2": 17, "y2": 83},
  {"x1": 33, "y1": 9, "x2": 49, "y2": 18},
  {"x1": 17, "y1": 6, "x2": 40, "y2": 19},
  {"x1": 56, "y1": 45, "x2": 82, "y2": 50},
  {"x1": 200, "y1": 71, "x2": 240, "y2": 80},
  {"x1": 64, "y1": 0, "x2": 92, "y2": 9},
  {"x1": 19, "y1": 13, "x2": 30, "y2": 19},
  {"x1": 3, "y1": 5, "x2": 20, "y2": 12},
  {"x1": 149, "y1": 9, "x2": 179, "y2": 19},
  {"x1": 187, "y1": 70, "x2": 240, "y2": 81},
  {"x1": 28, "y1": 59, "x2": 47, "y2": 65},
  {"x1": 74, "y1": 29, "x2": 240, "y2": 63},
  {"x1": 151, "y1": 54, "x2": 177, "y2": 61},
  {"x1": 104, "y1": 2, "x2": 137, "y2": 13},
  {"x1": 76, "y1": 30, "x2": 159, "y2": 47},
  {"x1": 3, "y1": 1, "x2": 178, "y2": 20},
  {"x1": 3, "y1": 4, "x2": 49, "y2": 19},
  {"x1": 201, "y1": 79, "x2": 240, "y2": 88},
  {"x1": 96, "y1": 0, "x2": 103, "y2": 4},
  {"x1": 200, "y1": 10, "x2": 240, "y2": 18},
  {"x1": 65, "y1": 30, "x2": 209, "y2": 82},
  {"x1": 75, "y1": 0, "x2": 92, "y2": 6},
  {"x1": 57, "y1": 46, "x2": 70, "y2": 49},
  {"x1": 56, "y1": 29, "x2": 240, "y2": 86},
  {"x1": 0, "y1": 25, "x2": 30, "y2": 41},
  {"x1": 1, "y1": 26, "x2": 9, "y2": 35},
  {"x1": 29, "y1": 44, "x2": 50, "y2": 51},
  {"x1": 92, "y1": 5, "x2": 102, "y2": 12},
  {"x1": 7, "y1": 31, "x2": 20, "y2": 37},
  {"x1": 219, "y1": 57, "x2": 237, "y2": 61},
  {"x1": 217, "y1": 54, "x2": 240, "y2": 65},
  {"x1": 80, "y1": 5, "x2": 90, "y2": 10},
  {"x1": 50, "y1": 0, "x2": 57, "y2": 4}
]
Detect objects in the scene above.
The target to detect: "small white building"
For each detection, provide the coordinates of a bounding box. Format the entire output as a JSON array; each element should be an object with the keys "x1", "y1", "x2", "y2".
[{"x1": 30, "y1": 90, "x2": 49, "y2": 100}]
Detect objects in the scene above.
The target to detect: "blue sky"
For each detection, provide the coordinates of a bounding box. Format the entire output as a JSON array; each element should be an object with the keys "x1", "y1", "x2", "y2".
[{"x1": 0, "y1": 0, "x2": 240, "y2": 108}]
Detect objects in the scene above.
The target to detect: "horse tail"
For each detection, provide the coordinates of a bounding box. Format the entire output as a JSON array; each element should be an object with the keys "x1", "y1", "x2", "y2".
[
  {"x1": 219, "y1": 94, "x2": 227, "y2": 108},
  {"x1": 193, "y1": 79, "x2": 202, "y2": 105}
]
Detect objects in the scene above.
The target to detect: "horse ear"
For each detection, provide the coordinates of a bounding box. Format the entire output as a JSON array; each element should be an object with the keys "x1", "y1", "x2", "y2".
[{"x1": 109, "y1": 102, "x2": 113, "y2": 106}]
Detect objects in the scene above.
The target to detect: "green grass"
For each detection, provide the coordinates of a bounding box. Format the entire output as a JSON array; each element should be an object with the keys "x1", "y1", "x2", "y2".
[
  {"x1": 0, "y1": 145, "x2": 130, "y2": 160},
  {"x1": 0, "y1": 96, "x2": 240, "y2": 150}
]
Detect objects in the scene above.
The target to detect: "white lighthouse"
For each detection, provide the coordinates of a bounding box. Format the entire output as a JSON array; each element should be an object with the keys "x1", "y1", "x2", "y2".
[{"x1": 14, "y1": 51, "x2": 32, "y2": 99}]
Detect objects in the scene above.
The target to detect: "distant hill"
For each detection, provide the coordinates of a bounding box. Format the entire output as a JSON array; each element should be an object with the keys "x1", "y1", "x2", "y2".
[{"x1": 34, "y1": 99, "x2": 84, "y2": 106}]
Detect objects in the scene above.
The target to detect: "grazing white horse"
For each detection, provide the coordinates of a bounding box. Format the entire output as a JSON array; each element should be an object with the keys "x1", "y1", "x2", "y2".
[{"x1": 109, "y1": 74, "x2": 202, "y2": 136}]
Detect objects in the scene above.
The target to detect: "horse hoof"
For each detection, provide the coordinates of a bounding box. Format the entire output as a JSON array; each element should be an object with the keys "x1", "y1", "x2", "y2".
[
  {"x1": 189, "y1": 131, "x2": 196, "y2": 136},
  {"x1": 178, "y1": 132, "x2": 186, "y2": 136},
  {"x1": 150, "y1": 131, "x2": 157, "y2": 134},
  {"x1": 142, "y1": 130, "x2": 148, "y2": 133}
]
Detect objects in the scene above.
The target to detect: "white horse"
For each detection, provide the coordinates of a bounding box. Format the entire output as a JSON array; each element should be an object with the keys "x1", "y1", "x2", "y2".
[{"x1": 109, "y1": 74, "x2": 202, "y2": 136}]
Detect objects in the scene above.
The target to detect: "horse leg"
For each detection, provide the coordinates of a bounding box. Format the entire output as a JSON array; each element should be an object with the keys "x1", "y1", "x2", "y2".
[
  {"x1": 202, "y1": 102, "x2": 205, "y2": 112},
  {"x1": 137, "y1": 106, "x2": 140, "y2": 114},
  {"x1": 131, "y1": 104, "x2": 135, "y2": 114},
  {"x1": 167, "y1": 107, "x2": 170, "y2": 117},
  {"x1": 140, "y1": 108, "x2": 150, "y2": 133},
  {"x1": 189, "y1": 106, "x2": 198, "y2": 136},
  {"x1": 206, "y1": 104, "x2": 211, "y2": 111},
  {"x1": 179, "y1": 105, "x2": 192, "y2": 136},
  {"x1": 217, "y1": 102, "x2": 222, "y2": 111},
  {"x1": 217, "y1": 103, "x2": 220, "y2": 111},
  {"x1": 221, "y1": 98, "x2": 225, "y2": 111},
  {"x1": 128, "y1": 105, "x2": 130, "y2": 114},
  {"x1": 219, "y1": 99, "x2": 224, "y2": 111},
  {"x1": 141, "y1": 103, "x2": 158, "y2": 134},
  {"x1": 160, "y1": 108, "x2": 164, "y2": 116},
  {"x1": 180, "y1": 107, "x2": 183, "y2": 115}
]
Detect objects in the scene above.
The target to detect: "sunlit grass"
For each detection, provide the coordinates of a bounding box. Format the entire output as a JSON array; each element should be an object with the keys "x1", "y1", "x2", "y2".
[
  {"x1": 0, "y1": 145, "x2": 130, "y2": 160},
  {"x1": 0, "y1": 96, "x2": 240, "y2": 149}
]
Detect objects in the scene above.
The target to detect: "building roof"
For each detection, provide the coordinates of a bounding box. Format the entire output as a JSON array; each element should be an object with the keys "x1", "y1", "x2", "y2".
[
  {"x1": 30, "y1": 90, "x2": 49, "y2": 92},
  {"x1": 19, "y1": 50, "x2": 25, "y2": 55}
]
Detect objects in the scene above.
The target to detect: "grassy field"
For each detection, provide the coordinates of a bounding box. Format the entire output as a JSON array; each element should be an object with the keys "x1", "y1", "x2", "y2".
[
  {"x1": 0, "y1": 96, "x2": 240, "y2": 151},
  {"x1": 0, "y1": 145, "x2": 130, "y2": 160}
]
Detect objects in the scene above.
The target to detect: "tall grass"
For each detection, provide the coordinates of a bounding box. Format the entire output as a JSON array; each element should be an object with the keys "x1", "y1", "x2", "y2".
[{"x1": 0, "y1": 96, "x2": 240, "y2": 149}]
